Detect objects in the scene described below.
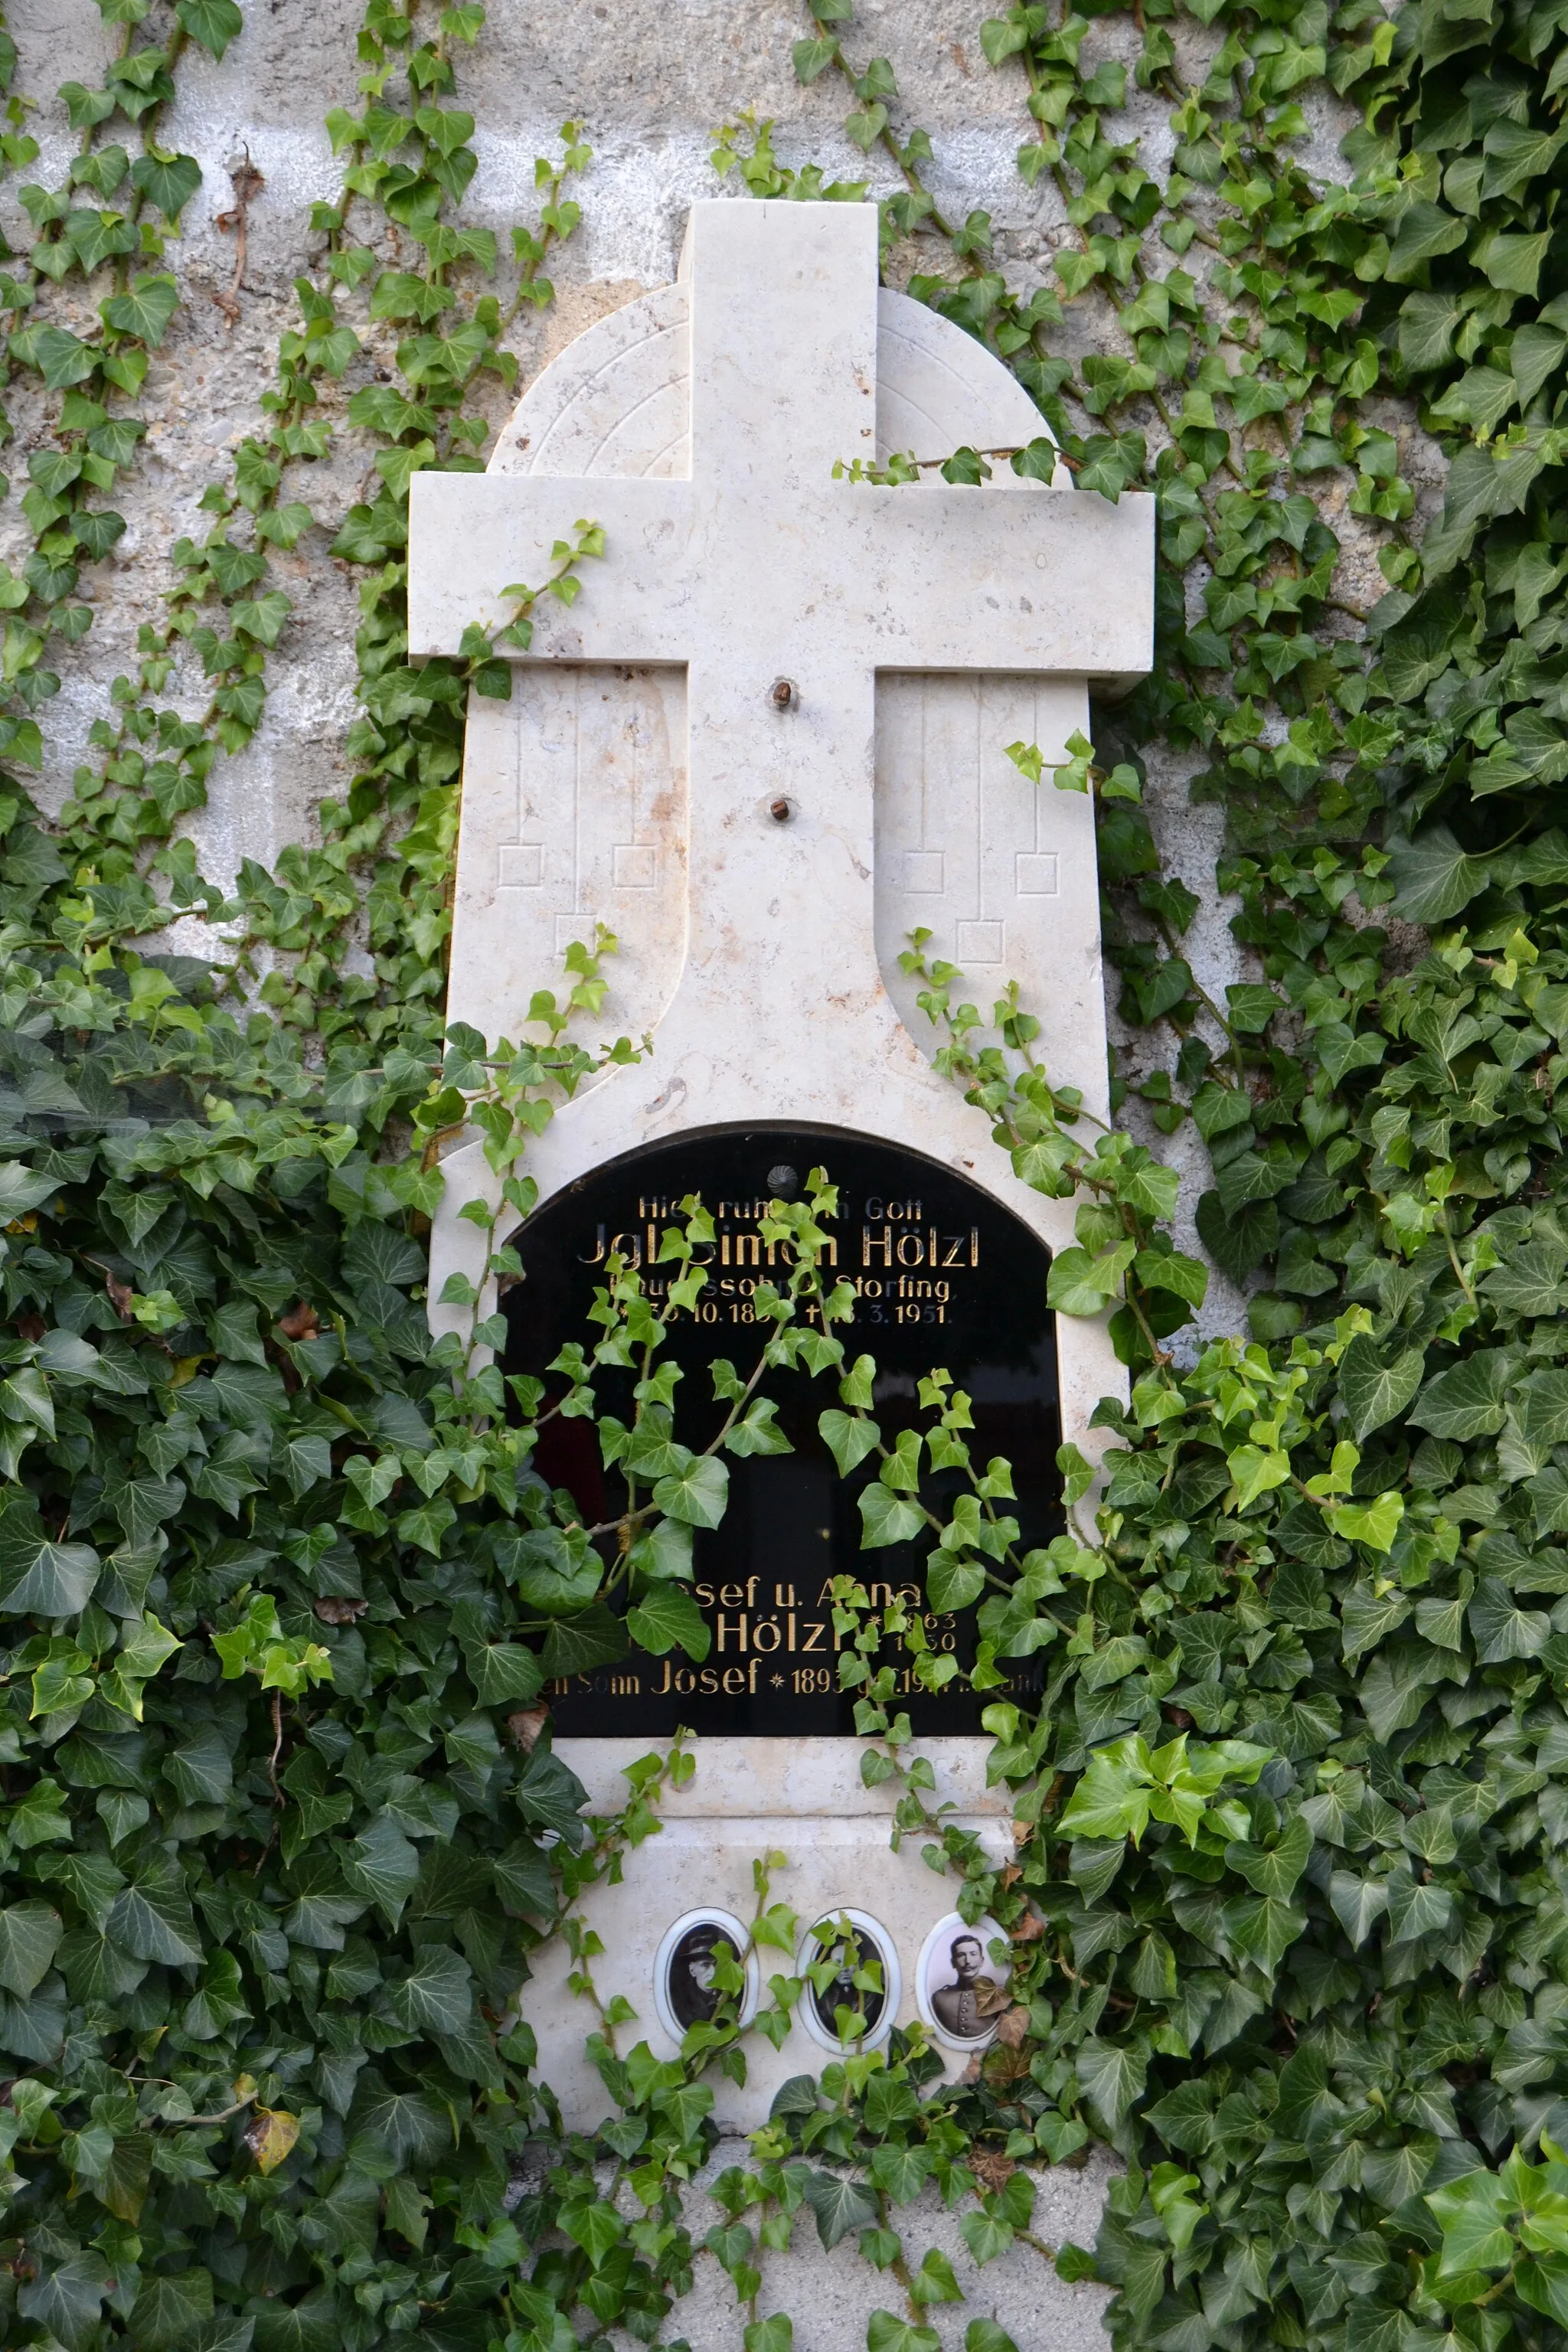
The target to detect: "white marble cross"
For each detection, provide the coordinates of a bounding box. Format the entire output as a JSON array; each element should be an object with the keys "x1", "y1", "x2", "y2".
[{"x1": 408, "y1": 200, "x2": 1152, "y2": 1440}]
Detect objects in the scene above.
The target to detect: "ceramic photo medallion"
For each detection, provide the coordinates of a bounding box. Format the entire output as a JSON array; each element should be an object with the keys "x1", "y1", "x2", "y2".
[
  {"x1": 916, "y1": 1913, "x2": 1013, "y2": 2050},
  {"x1": 797, "y1": 1911, "x2": 902, "y2": 2053},
  {"x1": 653, "y1": 1910, "x2": 760, "y2": 2042}
]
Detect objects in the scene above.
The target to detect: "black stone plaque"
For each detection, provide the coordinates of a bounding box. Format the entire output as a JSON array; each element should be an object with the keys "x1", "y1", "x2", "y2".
[{"x1": 500, "y1": 1126, "x2": 1061, "y2": 1735}]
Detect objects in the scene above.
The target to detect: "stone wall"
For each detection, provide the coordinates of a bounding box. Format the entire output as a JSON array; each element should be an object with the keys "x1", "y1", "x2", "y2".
[
  {"x1": 4, "y1": 7, "x2": 1434, "y2": 2328},
  {"x1": 10, "y1": 0, "x2": 1433, "y2": 1354}
]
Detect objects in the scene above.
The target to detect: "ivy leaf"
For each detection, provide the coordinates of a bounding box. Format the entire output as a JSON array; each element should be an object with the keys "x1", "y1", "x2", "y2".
[
  {"x1": 1227, "y1": 1445, "x2": 1291, "y2": 1511},
  {"x1": 1387, "y1": 825, "x2": 1491, "y2": 923},
  {"x1": 0, "y1": 1900, "x2": 62, "y2": 1996},
  {"x1": 1075, "y1": 2035, "x2": 1148, "y2": 2129},
  {"x1": 626, "y1": 1517, "x2": 694, "y2": 1583},
  {"x1": 387, "y1": 1948, "x2": 475, "y2": 2035},
  {"x1": 1517, "y1": 1370, "x2": 1568, "y2": 1450},
  {"x1": 1329, "y1": 1870, "x2": 1389, "y2": 1946},
  {"x1": 100, "y1": 273, "x2": 179, "y2": 345},
  {"x1": 1135, "y1": 1247, "x2": 1208, "y2": 1307},
  {"x1": 870, "y1": 2141, "x2": 931, "y2": 2201},
  {"x1": 819, "y1": 1409, "x2": 880, "y2": 1475},
  {"x1": 1195, "y1": 1190, "x2": 1278, "y2": 1282},
  {"x1": 1468, "y1": 1577, "x2": 1550, "y2": 1664},
  {"x1": 1410, "y1": 1351, "x2": 1512, "y2": 1441},
  {"x1": 867, "y1": 2321, "x2": 940, "y2": 2352},
  {"x1": 1047, "y1": 1244, "x2": 1129, "y2": 1315},
  {"x1": 845, "y1": 102, "x2": 890, "y2": 151},
  {"x1": 626, "y1": 1585, "x2": 710, "y2": 1661},
  {"x1": 538, "y1": 1606, "x2": 626, "y2": 1679},
  {"x1": 1341, "y1": 1582, "x2": 1410, "y2": 1664},
  {"x1": 513, "y1": 1540, "x2": 601, "y2": 1616},
  {"x1": 1400, "y1": 290, "x2": 1464, "y2": 371},
  {"x1": 1386, "y1": 1874, "x2": 1454, "y2": 1945},
  {"x1": 8, "y1": 322, "x2": 97, "y2": 388},
  {"x1": 1339, "y1": 1336, "x2": 1427, "y2": 1439},
  {"x1": 1225, "y1": 1890, "x2": 1307, "y2": 1974},
  {"x1": 804, "y1": 2168, "x2": 877, "y2": 2249},
  {"x1": 9, "y1": 1777, "x2": 73, "y2": 1848},
  {"x1": 57, "y1": 81, "x2": 118, "y2": 130},
  {"x1": 1518, "y1": 2261, "x2": 1568, "y2": 2327},
  {"x1": 129, "y1": 149, "x2": 201, "y2": 220},
  {"x1": 1225, "y1": 1814, "x2": 1312, "y2": 1897},
  {"x1": 1427, "y1": 2171, "x2": 1517, "y2": 2276},
  {"x1": 0, "y1": 1161, "x2": 58, "y2": 1216},
  {"x1": 1335, "y1": 1491, "x2": 1404, "y2": 1554},
  {"x1": 127, "y1": 2269, "x2": 214, "y2": 2347},
  {"x1": 725, "y1": 1398, "x2": 792, "y2": 1458},
  {"x1": 341, "y1": 1813, "x2": 421, "y2": 1922},
  {"x1": 927, "y1": 1551, "x2": 985, "y2": 1612},
  {"x1": 1478, "y1": 228, "x2": 1552, "y2": 296},
  {"x1": 1386, "y1": 198, "x2": 1467, "y2": 279},
  {"x1": 744, "y1": 2321, "x2": 795, "y2": 2352},
  {"x1": 231, "y1": 590, "x2": 294, "y2": 648},
  {"x1": 1060, "y1": 1741, "x2": 1150, "y2": 1842},
  {"x1": 792, "y1": 33, "x2": 840, "y2": 79},
  {"x1": 1119, "y1": 1155, "x2": 1181, "y2": 1220},
  {"x1": 960, "y1": 2209, "x2": 1015, "y2": 2265},
  {"x1": 0, "y1": 1522, "x2": 100, "y2": 1615},
  {"x1": 175, "y1": 0, "x2": 244, "y2": 55},
  {"x1": 16, "y1": 2250, "x2": 111, "y2": 2349},
  {"x1": 858, "y1": 1483, "x2": 926, "y2": 1548},
  {"x1": 467, "y1": 1642, "x2": 544, "y2": 1705},
  {"x1": 653, "y1": 1452, "x2": 729, "y2": 1528},
  {"x1": 106, "y1": 1857, "x2": 202, "y2": 1965},
  {"x1": 909, "y1": 2249, "x2": 964, "y2": 2305}
]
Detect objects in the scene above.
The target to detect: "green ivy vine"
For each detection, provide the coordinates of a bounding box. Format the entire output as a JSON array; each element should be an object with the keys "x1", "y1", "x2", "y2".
[{"x1": 3, "y1": 0, "x2": 1568, "y2": 2349}]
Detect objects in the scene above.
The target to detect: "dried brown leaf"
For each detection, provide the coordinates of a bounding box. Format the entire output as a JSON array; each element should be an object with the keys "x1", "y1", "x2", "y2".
[
  {"x1": 970, "y1": 2148, "x2": 1016, "y2": 2192},
  {"x1": 314, "y1": 1596, "x2": 367, "y2": 1625}
]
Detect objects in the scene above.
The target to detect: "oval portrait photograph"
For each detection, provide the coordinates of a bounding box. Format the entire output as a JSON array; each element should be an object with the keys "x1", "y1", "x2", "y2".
[
  {"x1": 797, "y1": 1909, "x2": 900, "y2": 2051},
  {"x1": 915, "y1": 1913, "x2": 1011, "y2": 2047},
  {"x1": 653, "y1": 1910, "x2": 756, "y2": 2043}
]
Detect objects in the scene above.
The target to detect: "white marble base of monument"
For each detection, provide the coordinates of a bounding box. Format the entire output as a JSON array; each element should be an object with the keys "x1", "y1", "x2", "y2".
[{"x1": 531, "y1": 1736, "x2": 1014, "y2": 2129}]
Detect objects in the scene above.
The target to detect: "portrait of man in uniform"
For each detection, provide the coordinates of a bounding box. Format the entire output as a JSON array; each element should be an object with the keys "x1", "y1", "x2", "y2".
[{"x1": 923, "y1": 1921, "x2": 1010, "y2": 2044}]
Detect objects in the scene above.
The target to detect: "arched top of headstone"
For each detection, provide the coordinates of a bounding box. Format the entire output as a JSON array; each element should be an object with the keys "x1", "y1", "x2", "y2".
[{"x1": 488, "y1": 270, "x2": 1063, "y2": 490}]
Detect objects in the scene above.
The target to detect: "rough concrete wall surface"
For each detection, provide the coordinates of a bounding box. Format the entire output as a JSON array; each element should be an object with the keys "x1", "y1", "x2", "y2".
[{"x1": 505, "y1": 2139, "x2": 1119, "y2": 2352}]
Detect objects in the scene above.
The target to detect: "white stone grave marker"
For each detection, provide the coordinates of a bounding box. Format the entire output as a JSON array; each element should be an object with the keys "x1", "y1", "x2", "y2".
[{"x1": 407, "y1": 201, "x2": 1152, "y2": 2125}]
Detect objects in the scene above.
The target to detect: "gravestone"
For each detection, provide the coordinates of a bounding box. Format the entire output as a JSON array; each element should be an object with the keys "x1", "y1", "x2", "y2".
[{"x1": 407, "y1": 200, "x2": 1153, "y2": 2125}]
